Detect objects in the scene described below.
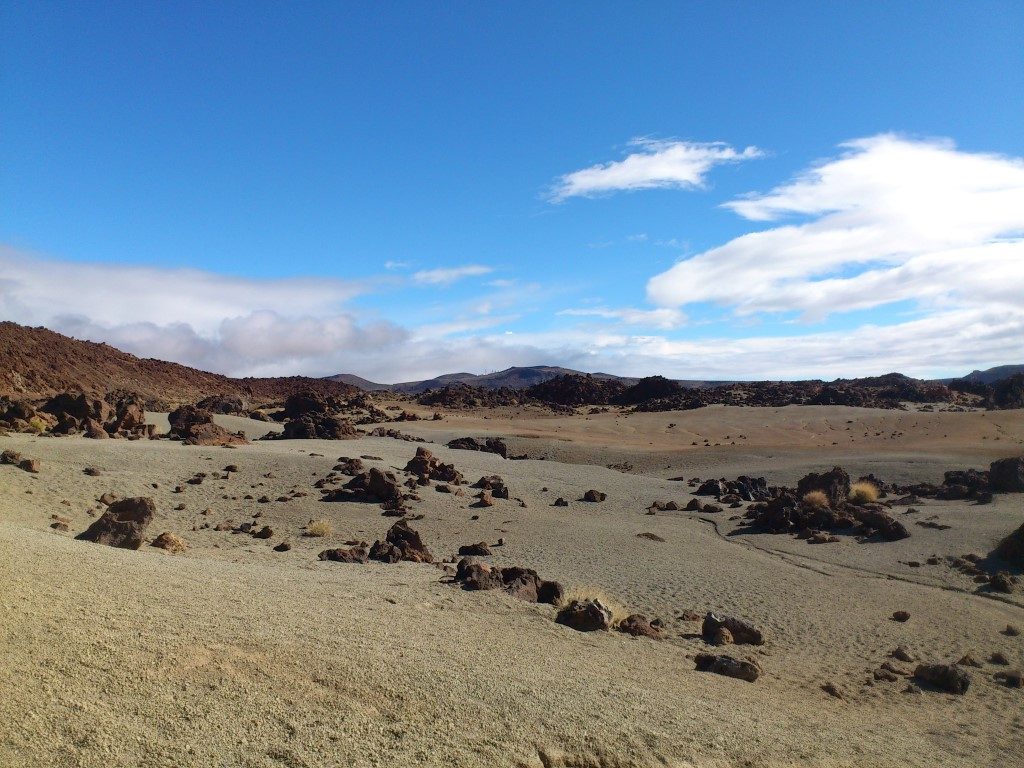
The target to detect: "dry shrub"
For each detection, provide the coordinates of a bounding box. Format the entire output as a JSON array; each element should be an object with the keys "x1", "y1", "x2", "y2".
[
  {"x1": 848, "y1": 481, "x2": 879, "y2": 505},
  {"x1": 802, "y1": 490, "x2": 830, "y2": 509},
  {"x1": 27, "y1": 416, "x2": 47, "y2": 434},
  {"x1": 564, "y1": 584, "x2": 630, "y2": 625},
  {"x1": 305, "y1": 519, "x2": 333, "y2": 537}
]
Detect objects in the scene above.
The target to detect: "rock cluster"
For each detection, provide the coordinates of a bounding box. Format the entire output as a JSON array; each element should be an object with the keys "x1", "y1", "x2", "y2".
[
  {"x1": 0, "y1": 391, "x2": 153, "y2": 439},
  {"x1": 168, "y1": 405, "x2": 248, "y2": 446},
  {"x1": 446, "y1": 436, "x2": 509, "y2": 458},
  {"x1": 454, "y1": 558, "x2": 563, "y2": 604}
]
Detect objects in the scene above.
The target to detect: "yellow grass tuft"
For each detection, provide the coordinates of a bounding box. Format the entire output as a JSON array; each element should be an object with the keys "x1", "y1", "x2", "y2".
[
  {"x1": 305, "y1": 519, "x2": 333, "y2": 537},
  {"x1": 848, "y1": 481, "x2": 879, "y2": 505},
  {"x1": 563, "y1": 584, "x2": 631, "y2": 624},
  {"x1": 802, "y1": 490, "x2": 830, "y2": 509}
]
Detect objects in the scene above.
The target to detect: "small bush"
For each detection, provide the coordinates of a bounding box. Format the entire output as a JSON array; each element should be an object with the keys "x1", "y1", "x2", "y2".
[
  {"x1": 305, "y1": 519, "x2": 332, "y2": 537},
  {"x1": 848, "y1": 481, "x2": 879, "y2": 505},
  {"x1": 802, "y1": 490, "x2": 830, "y2": 509},
  {"x1": 27, "y1": 416, "x2": 48, "y2": 435}
]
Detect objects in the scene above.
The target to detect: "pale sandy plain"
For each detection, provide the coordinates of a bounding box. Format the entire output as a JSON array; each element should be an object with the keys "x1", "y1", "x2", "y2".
[{"x1": 2, "y1": 403, "x2": 1023, "y2": 767}]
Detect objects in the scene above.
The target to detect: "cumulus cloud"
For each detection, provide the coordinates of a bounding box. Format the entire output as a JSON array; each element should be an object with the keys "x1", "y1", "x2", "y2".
[
  {"x1": 557, "y1": 306, "x2": 686, "y2": 330},
  {"x1": 647, "y1": 135, "x2": 1024, "y2": 321},
  {"x1": 0, "y1": 248, "x2": 408, "y2": 376},
  {"x1": 411, "y1": 264, "x2": 494, "y2": 285},
  {"x1": 549, "y1": 138, "x2": 762, "y2": 202}
]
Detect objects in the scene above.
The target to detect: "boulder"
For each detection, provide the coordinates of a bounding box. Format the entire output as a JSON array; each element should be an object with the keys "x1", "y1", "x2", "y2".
[
  {"x1": 914, "y1": 663, "x2": 971, "y2": 694},
  {"x1": 995, "y1": 521, "x2": 1024, "y2": 566},
  {"x1": 990, "y1": 457, "x2": 1024, "y2": 493},
  {"x1": 582, "y1": 490, "x2": 607, "y2": 503},
  {"x1": 404, "y1": 447, "x2": 464, "y2": 484},
  {"x1": 694, "y1": 653, "x2": 761, "y2": 682},
  {"x1": 152, "y1": 531, "x2": 187, "y2": 553},
  {"x1": 18, "y1": 458, "x2": 40, "y2": 473},
  {"x1": 76, "y1": 497, "x2": 156, "y2": 549},
  {"x1": 458, "y1": 542, "x2": 492, "y2": 556},
  {"x1": 555, "y1": 599, "x2": 613, "y2": 632}
]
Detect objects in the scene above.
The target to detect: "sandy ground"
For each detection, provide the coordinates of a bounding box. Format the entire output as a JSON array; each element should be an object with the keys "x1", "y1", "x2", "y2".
[{"x1": 2, "y1": 404, "x2": 1023, "y2": 767}]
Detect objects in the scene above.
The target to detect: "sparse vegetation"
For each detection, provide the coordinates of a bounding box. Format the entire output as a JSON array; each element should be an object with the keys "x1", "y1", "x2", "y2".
[
  {"x1": 802, "y1": 490, "x2": 830, "y2": 509},
  {"x1": 305, "y1": 519, "x2": 333, "y2": 537},
  {"x1": 26, "y1": 416, "x2": 47, "y2": 434},
  {"x1": 848, "y1": 481, "x2": 879, "y2": 505}
]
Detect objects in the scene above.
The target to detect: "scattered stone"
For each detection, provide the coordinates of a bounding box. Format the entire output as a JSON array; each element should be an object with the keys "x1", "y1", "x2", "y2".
[
  {"x1": 446, "y1": 436, "x2": 508, "y2": 458},
  {"x1": 892, "y1": 610, "x2": 911, "y2": 622},
  {"x1": 319, "y1": 545, "x2": 369, "y2": 563},
  {"x1": 252, "y1": 525, "x2": 274, "y2": 539},
  {"x1": 582, "y1": 490, "x2": 607, "y2": 502},
  {"x1": 996, "y1": 669, "x2": 1023, "y2": 688},
  {"x1": 1005, "y1": 625, "x2": 1021, "y2": 637},
  {"x1": 702, "y1": 612, "x2": 764, "y2": 645},
  {"x1": 152, "y1": 531, "x2": 187, "y2": 554},
  {"x1": 821, "y1": 681, "x2": 844, "y2": 699},
  {"x1": 553, "y1": 497, "x2": 569, "y2": 507},
  {"x1": 18, "y1": 458, "x2": 40, "y2": 473},
  {"x1": 458, "y1": 542, "x2": 491, "y2": 556},
  {"x1": 636, "y1": 532, "x2": 666, "y2": 542},
  {"x1": 957, "y1": 653, "x2": 982, "y2": 668},
  {"x1": 892, "y1": 646, "x2": 915, "y2": 663},
  {"x1": 694, "y1": 653, "x2": 760, "y2": 683},
  {"x1": 616, "y1": 614, "x2": 663, "y2": 639},
  {"x1": 83, "y1": 467, "x2": 102, "y2": 476},
  {"x1": 990, "y1": 652, "x2": 1010, "y2": 666},
  {"x1": 990, "y1": 456, "x2": 1024, "y2": 492},
  {"x1": 273, "y1": 541, "x2": 291, "y2": 552}
]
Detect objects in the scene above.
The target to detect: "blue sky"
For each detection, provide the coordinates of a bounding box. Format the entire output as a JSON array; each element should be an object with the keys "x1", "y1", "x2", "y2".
[{"x1": 2, "y1": 1, "x2": 1023, "y2": 382}]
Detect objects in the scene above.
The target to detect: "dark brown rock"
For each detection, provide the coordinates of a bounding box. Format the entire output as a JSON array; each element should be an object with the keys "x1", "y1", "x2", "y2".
[
  {"x1": 555, "y1": 599, "x2": 613, "y2": 632},
  {"x1": 319, "y1": 545, "x2": 368, "y2": 563},
  {"x1": 76, "y1": 497, "x2": 156, "y2": 549},
  {"x1": 694, "y1": 652, "x2": 760, "y2": 682},
  {"x1": 702, "y1": 612, "x2": 764, "y2": 645},
  {"x1": 914, "y1": 663, "x2": 971, "y2": 694}
]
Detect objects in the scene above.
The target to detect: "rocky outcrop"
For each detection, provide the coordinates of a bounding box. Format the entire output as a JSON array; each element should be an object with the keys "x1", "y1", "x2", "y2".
[
  {"x1": 404, "y1": 447, "x2": 464, "y2": 485},
  {"x1": 454, "y1": 558, "x2": 563, "y2": 604},
  {"x1": 446, "y1": 436, "x2": 509, "y2": 458},
  {"x1": 796, "y1": 467, "x2": 851, "y2": 508},
  {"x1": 368, "y1": 520, "x2": 433, "y2": 564},
  {"x1": 995, "y1": 521, "x2": 1024, "y2": 566},
  {"x1": 168, "y1": 405, "x2": 248, "y2": 446},
  {"x1": 75, "y1": 497, "x2": 155, "y2": 549}
]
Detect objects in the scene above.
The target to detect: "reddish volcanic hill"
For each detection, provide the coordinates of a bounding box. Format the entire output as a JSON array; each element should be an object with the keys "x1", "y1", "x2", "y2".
[{"x1": 0, "y1": 322, "x2": 358, "y2": 406}]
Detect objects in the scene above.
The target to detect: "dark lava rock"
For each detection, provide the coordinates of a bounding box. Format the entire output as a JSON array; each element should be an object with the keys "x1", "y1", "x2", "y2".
[
  {"x1": 914, "y1": 663, "x2": 971, "y2": 694},
  {"x1": 76, "y1": 497, "x2": 156, "y2": 549},
  {"x1": 582, "y1": 490, "x2": 607, "y2": 503},
  {"x1": 368, "y1": 519, "x2": 433, "y2": 564},
  {"x1": 555, "y1": 599, "x2": 613, "y2": 632},
  {"x1": 319, "y1": 545, "x2": 369, "y2": 563},
  {"x1": 796, "y1": 467, "x2": 851, "y2": 508},
  {"x1": 694, "y1": 652, "x2": 760, "y2": 682},
  {"x1": 446, "y1": 437, "x2": 508, "y2": 458},
  {"x1": 702, "y1": 612, "x2": 764, "y2": 645},
  {"x1": 990, "y1": 457, "x2": 1024, "y2": 493},
  {"x1": 616, "y1": 614, "x2": 663, "y2": 638},
  {"x1": 458, "y1": 542, "x2": 492, "y2": 556}
]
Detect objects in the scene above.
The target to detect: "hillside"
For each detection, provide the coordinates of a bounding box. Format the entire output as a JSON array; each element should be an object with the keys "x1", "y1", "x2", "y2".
[
  {"x1": 0, "y1": 322, "x2": 358, "y2": 406},
  {"x1": 953, "y1": 364, "x2": 1024, "y2": 386}
]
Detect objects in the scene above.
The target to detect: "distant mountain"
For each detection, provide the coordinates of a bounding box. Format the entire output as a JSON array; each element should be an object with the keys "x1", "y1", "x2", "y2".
[
  {"x1": 326, "y1": 365, "x2": 736, "y2": 393},
  {"x1": 326, "y1": 373, "x2": 392, "y2": 391},
  {"x1": 326, "y1": 366, "x2": 638, "y2": 394},
  {"x1": 952, "y1": 365, "x2": 1024, "y2": 386}
]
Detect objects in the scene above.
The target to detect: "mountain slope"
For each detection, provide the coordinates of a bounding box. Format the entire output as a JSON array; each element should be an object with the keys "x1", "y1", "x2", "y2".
[
  {"x1": 0, "y1": 322, "x2": 358, "y2": 405},
  {"x1": 954, "y1": 364, "x2": 1024, "y2": 385}
]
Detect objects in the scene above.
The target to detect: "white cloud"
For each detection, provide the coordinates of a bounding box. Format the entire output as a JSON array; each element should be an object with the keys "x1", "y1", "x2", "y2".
[
  {"x1": 411, "y1": 264, "x2": 494, "y2": 285},
  {"x1": 557, "y1": 306, "x2": 686, "y2": 330},
  {"x1": 549, "y1": 138, "x2": 762, "y2": 202},
  {"x1": 0, "y1": 248, "x2": 407, "y2": 377},
  {"x1": 384, "y1": 260, "x2": 411, "y2": 270},
  {"x1": 647, "y1": 135, "x2": 1024, "y2": 322}
]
